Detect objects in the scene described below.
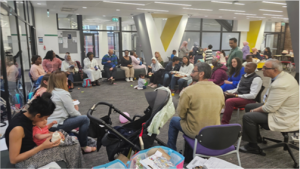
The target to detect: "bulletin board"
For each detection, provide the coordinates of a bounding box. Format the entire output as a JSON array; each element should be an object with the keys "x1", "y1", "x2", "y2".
[{"x1": 58, "y1": 31, "x2": 78, "y2": 53}]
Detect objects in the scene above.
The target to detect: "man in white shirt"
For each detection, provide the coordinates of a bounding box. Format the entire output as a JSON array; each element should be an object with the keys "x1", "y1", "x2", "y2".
[{"x1": 221, "y1": 62, "x2": 262, "y2": 124}]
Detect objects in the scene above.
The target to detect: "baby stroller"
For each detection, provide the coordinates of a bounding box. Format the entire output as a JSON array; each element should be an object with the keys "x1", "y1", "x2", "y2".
[{"x1": 87, "y1": 89, "x2": 172, "y2": 161}]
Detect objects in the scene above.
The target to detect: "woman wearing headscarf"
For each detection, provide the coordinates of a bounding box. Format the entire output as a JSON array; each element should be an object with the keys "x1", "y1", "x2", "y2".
[
  {"x1": 192, "y1": 42, "x2": 203, "y2": 64},
  {"x1": 147, "y1": 57, "x2": 163, "y2": 88},
  {"x1": 178, "y1": 41, "x2": 189, "y2": 58},
  {"x1": 242, "y1": 42, "x2": 250, "y2": 62},
  {"x1": 61, "y1": 53, "x2": 79, "y2": 89},
  {"x1": 252, "y1": 48, "x2": 262, "y2": 60}
]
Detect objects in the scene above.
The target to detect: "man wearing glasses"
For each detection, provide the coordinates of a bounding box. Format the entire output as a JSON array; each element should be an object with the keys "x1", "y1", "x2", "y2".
[
  {"x1": 167, "y1": 62, "x2": 225, "y2": 151},
  {"x1": 240, "y1": 59, "x2": 299, "y2": 154}
]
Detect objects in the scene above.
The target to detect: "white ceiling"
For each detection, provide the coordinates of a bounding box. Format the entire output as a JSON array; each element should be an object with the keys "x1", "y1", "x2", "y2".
[{"x1": 33, "y1": 1, "x2": 289, "y2": 23}]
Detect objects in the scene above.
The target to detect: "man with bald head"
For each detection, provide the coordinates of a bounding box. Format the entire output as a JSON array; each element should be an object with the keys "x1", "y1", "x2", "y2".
[
  {"x1": 102, "y1": 49, "x2": 118, "y2": 84},
  {"x1": 221, "y1": 62, "x2": 262, "y2": 124}
]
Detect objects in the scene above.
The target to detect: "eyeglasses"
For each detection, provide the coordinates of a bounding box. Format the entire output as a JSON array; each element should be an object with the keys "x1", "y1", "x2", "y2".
[
  {"x1": 262, "y1": 66, "x2": 275, "y2": 70},
  {"x1": 192, "y1": 70, "x2": 199, "y2": 73}
]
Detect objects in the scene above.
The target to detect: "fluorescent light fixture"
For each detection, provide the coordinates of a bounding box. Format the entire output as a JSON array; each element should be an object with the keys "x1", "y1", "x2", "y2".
[
  {"x1": 136, "y1": 8, "x2": 169, "y2": 12},
  {"x1": 262, "y1": 1, "x2": 286, "y2": 5},
  {"x1": 183, "y1": 7, "x2": 212, "y2": 11},
  {"x1": 154, "y1": 2, "x2": 191, "y2": 7},
  {"x1": 263, "y1": 14, "x2": 283, "y2": 16},
  {"x1": 37, "y1": 3, "x2": 41, "y2": 5},
  {"x1": 219, "y1": 16, "x2": 222, "y2": 18},
  {"x1": 82, "y1": 7, "x2": 87, "y2": 9},
  {"x1": 116, "y1": 9, "x2": 120, "y2": 11},
  {"x1": 212, "y1": 1, "x2": 244, "y2": 5},
  {"x1": 246, "y1": 16, "x2": 266, "y2": 18},
  {"x1": 103, "y1": 1, "x2": 145, "y2": 6},
  {"x1": 272, "y1": 17, "x2": 289, "y2": 20},
  {"x1": 282, "y1": 6, "x2": 287, "y2": 8},
  {"x1": 205, "y1": 15, "x2": 208, "y2": 17},
  {"x1": 103, "y1": 15, "x2": 106, "y2": 17},
  {"x1": 235, "y1": 13, "x2": 256, "y2": 15},
  {"x1": 259, "y1": 9, "x2": 283, "y2": 12},
  {"x1": 219, "y1": 9, "x2": 245, "y2": 12}
]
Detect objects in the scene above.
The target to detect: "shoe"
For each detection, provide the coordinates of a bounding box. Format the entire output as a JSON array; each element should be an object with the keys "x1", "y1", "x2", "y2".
[
  {"x1": 111, "y1": 79, "x2": 115, "y2": 85},
  {"x1": 148, "y1": 83, "x2": 153, "y2": 87},
  {"x1": 126, "y1": 78, "x2": 130, "y2": 82},
  {"x1": 68, "y1": 89, "x2": 73, "y2": 92},
  {"x1": 95, "y1": 81, "x2": 100, "y2": 86},
  {"x1": 151, "y1": 84, "x2": 157, "y2": 88},
  {"x1": 130, "y1": 77, "x2": 133, "y2": 82},
  {"x1": 239, "y1": 143, "x2": 265, "y2": 155}
]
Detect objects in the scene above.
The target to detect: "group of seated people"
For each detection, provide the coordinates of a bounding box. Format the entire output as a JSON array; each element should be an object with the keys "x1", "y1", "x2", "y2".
[{"x1": 167, "y1": 59, "x2": 299, "y2": 156}]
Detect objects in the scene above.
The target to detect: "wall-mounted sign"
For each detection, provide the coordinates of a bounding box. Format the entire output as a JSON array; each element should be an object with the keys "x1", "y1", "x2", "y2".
[
  {"x1": 281, "y1": 22, "x2": 285, "y2": 26},
  {"x1": 112, "y1": 17, "x2": 119, "y2": 22},
  {"x1": 38, "y1": 37, "x2": 43, "y2": 45}
]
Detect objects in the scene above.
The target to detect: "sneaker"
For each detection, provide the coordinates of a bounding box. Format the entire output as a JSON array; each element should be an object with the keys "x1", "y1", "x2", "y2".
[
  {"x1": 130, "y1": 78, "x2": 133, "y2": 82},
  {"x1": 126, "y1": 78, "x2": 130, "y2": 82},
  {"x1": 111, "y1": 79, "x2": 115, "y2": 85}
]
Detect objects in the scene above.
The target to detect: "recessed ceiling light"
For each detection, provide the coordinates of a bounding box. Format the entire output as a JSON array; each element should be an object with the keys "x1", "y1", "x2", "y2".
[
  {"x1": 154, "y1": 2, "x2": 191, "y2": 7},
  {"x1": 76, "y1": 13, "x2": 79, "y2": 15},
  {"x1": 183, "y1": 7, "x2": 212, "y2": 11},
  {"x1": 233, "y1": 17, "x2": 236, "y2": 19},
  {"x1": 282, "y1": 6, "x2": 287, "y2": 8},
  {"x1": 259, "y1": 9, "x2": 283, "y2": 12},
  {"x1": 272, "y1": 17, "x2": 289, "y2": 20},
  {"x1": 262, "y1": 1, "x2": 286, "y2": 5},
  {"x1": 116, "y1": 9, "x2": 120, "y2": 11},
  {"x1": 235, "y1": 13, "x2": 256, "y2": 15},
  {"x1": 82, "y1": 7, "x2": 87, "y2": 9},
  {"x1": 219, "y1": 9, "x2": 245, "y2": 12},
  {"x1": 136, "y1": 8, "x2": 169, "y2": 12},
  {"x1": 219, "y1": 16, "x2": 222, "y2": 18},
  {"x1": 211, "y1": 1, "x2": 244, "y2": 5},
  {"x1": 234, "y1": 3, "x2": 245, "y2": 5},
  {"x1": 263, "y1": 14, "x2": 283, "y2": 16},
  {"x1": 37, "y1": 3, "x2": 41, "y2": 5},
  {"x1": 247, "y1": 16, "x2": 266, "y2": 18},
  {"x1": 205, "y1": 15, "x2": 208, "y2": 17},
  {"x1": 103, "y1": 15, "x2": 106, "y2": 17},
  {"x1": 103, "y1": 1, "x2": 145, "y2": 6}
]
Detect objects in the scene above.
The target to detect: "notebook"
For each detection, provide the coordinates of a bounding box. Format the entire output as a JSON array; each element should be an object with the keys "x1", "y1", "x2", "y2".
[{"x1": 187, "y1": 156, "x2": 243, "y2": 169}]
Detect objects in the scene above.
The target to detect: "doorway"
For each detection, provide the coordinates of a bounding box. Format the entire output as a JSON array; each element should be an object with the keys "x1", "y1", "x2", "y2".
[
  {"x1": 264, "y1": 33, "x2": 284, "y2": 55},
  {"x1": 83, "y1": 33, "x2": 95, "y2": 57}
]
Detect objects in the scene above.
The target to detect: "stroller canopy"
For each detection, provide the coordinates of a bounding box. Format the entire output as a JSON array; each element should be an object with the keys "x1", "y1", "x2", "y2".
[{"x1": 145, "y1": 89, "x2": 169, "y2": 115}]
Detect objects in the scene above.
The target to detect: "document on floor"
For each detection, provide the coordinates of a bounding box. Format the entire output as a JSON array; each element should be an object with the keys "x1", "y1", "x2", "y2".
[{"x1": 187, "y1": 156, "x2": 243, "y2": 169}]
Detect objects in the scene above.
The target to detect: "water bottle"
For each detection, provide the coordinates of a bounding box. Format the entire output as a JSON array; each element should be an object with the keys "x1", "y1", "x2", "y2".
[{"x1": 51, "y1": 131, "x2": 61, "y2": 142}]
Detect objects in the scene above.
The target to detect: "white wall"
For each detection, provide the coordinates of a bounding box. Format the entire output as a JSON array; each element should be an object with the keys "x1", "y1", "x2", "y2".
[
  {"x1": 255, "y1": 20, "x2": 266, "y2": 50},
  {"x1": 239, "y1": 32, "x2": 248, "y2": 48},
  {"x1": 35, "y1": 8, "x2": 81, "y2": 63}
]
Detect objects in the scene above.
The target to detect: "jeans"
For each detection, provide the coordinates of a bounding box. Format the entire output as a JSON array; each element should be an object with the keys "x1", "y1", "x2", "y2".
[
  {"x1": 163, "y1": 73, "x2": 171, "y2": 87},
  {"x1": 170, "y1": 75, "x2": 187, "y2": 91},
  {"x1": 167, "y1": 117, "x2": 183, "y2": 151},
  {"x1": 50, "y1": 115, "x2": 90, "y2": 147}
]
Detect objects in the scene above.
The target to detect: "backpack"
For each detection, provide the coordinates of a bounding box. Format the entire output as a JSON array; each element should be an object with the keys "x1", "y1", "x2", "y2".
[
  {"x1": 82, "y1": 78, "x2": 91, "y2": 88},
  {"x1": 14, "y1": 93, "x2": 23, "y2": 109},
  {"x1": 196, "y1": 47, "x2": 203, "y2": 55}
]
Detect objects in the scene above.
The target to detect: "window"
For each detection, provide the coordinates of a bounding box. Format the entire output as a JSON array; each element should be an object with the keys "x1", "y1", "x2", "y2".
[
  {"x1": 185, "y1": 18, "x2": 201, "y2": 31},
  {"x1": 222, "y1": 33, "x2": 239, "y2": 50},
  {"x1": 180, "y1": 32, "x2": 200, "y2": 50},
  {"x1": 222, "y1": 20, "x2": 233, "y2": 31},
  {"x1": 122, "y1": 17, "x2": 136, "y2": 31},
  {"x1": 201, "y1": 32, "x2": 221, "y2": 50},
  {"x1": 202, "y1": 19, "x2": 221, "y2": 31},
  {"x1": 82, "y1": 15, "x2": 119, "y2": 30},
  {"x1": 122, "y1": 32, "x2": 137, "y2": 51},
  {"x1": 57, "y1": 14, "x2": 78, "y2": 29},
  {"x1": 16, "y1": 1, "x2": 25, "y2": 19}
]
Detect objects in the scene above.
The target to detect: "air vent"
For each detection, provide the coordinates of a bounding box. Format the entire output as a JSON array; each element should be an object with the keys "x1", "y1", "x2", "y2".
[{"x1": 61, "y1": 7, "x2": 78, "y2": 12}]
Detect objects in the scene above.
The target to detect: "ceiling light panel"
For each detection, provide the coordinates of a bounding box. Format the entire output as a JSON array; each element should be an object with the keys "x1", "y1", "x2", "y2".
[
  {"x1": 219, "y1": 9, "x2": 245, "y2": 12},
  {"x1": 247, "y1": 16, "x2": 266, "y2": 18},
  {"x1": 259, "y1": 9, "x2": 283, "y2": 12},
  {"x1": 234, "y1": 3, "x2": 245, "y2": 5},
  {"x1": 263, "y1": 14, "x2": 283, "y2": 16},
  {"x1": 136, "y1": 8, "x2": 169, "y2": 12},
  {"x1": 154, "y1": 2, "x2": 191, "y2": 7},
  {"x1": 211, "y1": 1, "x2": 244, "y2": 5},
  {"x1": 103, "y1": 1, "x2": 145, "y2": 6},
  {"x1": 282, "y1": 6, "x2": 287, "y2": 8},
  {"x1": 272, "y1": 17, "x2": 289, "y2": 20},
  {"x1": 183, "y1": 7, "x2": 213, "y2": 11},
  {"x1": 235, "y1": 13, "x2": 256, "y2": 15},
  {"x1": 262, "y1": 1, "x2": 286, "y2": 5}
]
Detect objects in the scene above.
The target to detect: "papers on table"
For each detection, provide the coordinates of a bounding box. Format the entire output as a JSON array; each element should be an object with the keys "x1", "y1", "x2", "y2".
[
  {"x1": 73, "y1": 100, "x2": 80, "y2": 105},
  {"x1": 187, "y1": 156, "x2": 243, "y2": 169}
]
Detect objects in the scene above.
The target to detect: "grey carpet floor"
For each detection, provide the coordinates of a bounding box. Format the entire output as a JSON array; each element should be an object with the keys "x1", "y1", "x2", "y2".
[{"x1": 70, "y1": 70, "x2": 299, "y2": 168}]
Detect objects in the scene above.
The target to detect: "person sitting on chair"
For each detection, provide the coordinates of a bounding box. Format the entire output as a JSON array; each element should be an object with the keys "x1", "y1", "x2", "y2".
[
  {"x1": 83, "y1": 52, "x2": 101, "y2": 86},
  {"x1": 167, "y1": 62, "x2": 225, "y2": 151},
  {"x1": 221, "y1": 62, "x2": 262, "y2": 124},
  {"x1": 210, "y1": 59, "x2": 228, "y2": 86},
  {"x1": 239, "y1": 59, "x2": 299, "y2": 154},
  {"x1": 102, "y1": 49, "x2": 118, "y2": 84},
  {"x1": 163, "y1": 57, "x2": 180, "y2": 87}
]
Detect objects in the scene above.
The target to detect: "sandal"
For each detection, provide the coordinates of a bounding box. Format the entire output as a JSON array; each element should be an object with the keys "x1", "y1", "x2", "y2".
[{"x1": 81, "y1": 146, "x2": 96, "y2": 154}]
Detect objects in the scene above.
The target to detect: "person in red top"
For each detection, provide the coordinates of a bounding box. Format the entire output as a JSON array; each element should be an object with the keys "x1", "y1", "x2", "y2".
[
  {"x1": 42, "y1": 51, "x2": 62, "y2": 73},
  {"x1": 32, "y1": 119, "x2": 60, "y2": 146}
]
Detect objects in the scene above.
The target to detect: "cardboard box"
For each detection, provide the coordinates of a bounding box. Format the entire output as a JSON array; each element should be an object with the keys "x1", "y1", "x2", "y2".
[{"x1": 117, "y1": 154, "x2": 129, "y2": 165}]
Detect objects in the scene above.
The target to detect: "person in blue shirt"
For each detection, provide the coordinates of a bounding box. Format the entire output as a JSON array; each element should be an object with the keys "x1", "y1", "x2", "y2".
[
  {"x1": 102, "y1": 49, "x2": 118, "y2": 84},
  {"x1": 170, "y1": 50, "x2": 177, "y2": 60},
  {"x1": 221, "y1": 57, "x2": 245, "y2": 91}
]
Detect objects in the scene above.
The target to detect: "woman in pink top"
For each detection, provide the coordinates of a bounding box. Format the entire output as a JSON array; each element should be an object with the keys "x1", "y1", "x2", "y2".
[
  {"x1": 42, "y1": 51, "x2": 62, "y2": 73},
  {"x1": 30, "y1": 55, "x2": 45, "y2": 81},
  {"x1": 130, "y1": 51, "x2": 147, "y2": 74}
]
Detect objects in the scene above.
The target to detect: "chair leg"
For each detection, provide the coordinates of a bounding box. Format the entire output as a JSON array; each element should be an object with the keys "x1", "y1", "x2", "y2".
[
  {"x1": 261, "y1": 142, "x2": 285, "y2": 150},
  {"x1": 289, "y1": 144, "x2": 299, "y2": 151},
  {"x1": 236, "y1": 151, "x2": 241, "y2": 167},
  {"x1": 237, "y1": 108, "x2": 240, "y2": 121},
  {"x1": 263, "y1": 137, "x2": 283, "y2": 143},
  {"x1": 285, "y1": 144, "x2": 299, "y2": 168}
]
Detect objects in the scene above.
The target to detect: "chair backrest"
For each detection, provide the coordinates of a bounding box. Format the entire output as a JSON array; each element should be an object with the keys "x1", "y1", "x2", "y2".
[
  {"x1": 197, "y1": 124, "x2": 241, "y2": 150},
  {"x1": 28, "y1": 71, "x2": 35, "y2": 83},
  {"x1": 255, "y1": 85, "x2": 265, "y2": 103}
]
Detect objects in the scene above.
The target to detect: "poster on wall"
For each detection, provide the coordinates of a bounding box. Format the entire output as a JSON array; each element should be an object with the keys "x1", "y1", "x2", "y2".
[
  {"x1": 38, "y1": 37, "x2": 43, "y2": 45},
  {"x1": 63, "y1": 37, "x2": 68, "y2": 48},
  {"x1": 68, "y1": 34, "x2": 72, "y2": 39}
]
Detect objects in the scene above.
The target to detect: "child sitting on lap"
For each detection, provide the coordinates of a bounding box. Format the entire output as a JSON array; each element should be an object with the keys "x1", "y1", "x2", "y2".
[
  {"x1": 32, "y1": 119, "x2": 63, "y2": 146},
  {"x1": 134, "y1": 74, "x2": 148, "y2": 90}
]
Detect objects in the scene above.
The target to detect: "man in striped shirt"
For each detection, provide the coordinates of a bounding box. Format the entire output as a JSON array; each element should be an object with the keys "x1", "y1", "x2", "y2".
[{"x1": 205, "y1": 44, "x2": 213, "y2": 64}]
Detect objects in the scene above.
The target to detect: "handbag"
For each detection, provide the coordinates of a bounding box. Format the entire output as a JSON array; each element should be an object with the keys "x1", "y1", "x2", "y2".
[{"x1": 82, "y1": 78, "x2": 91, "y2": 87}]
